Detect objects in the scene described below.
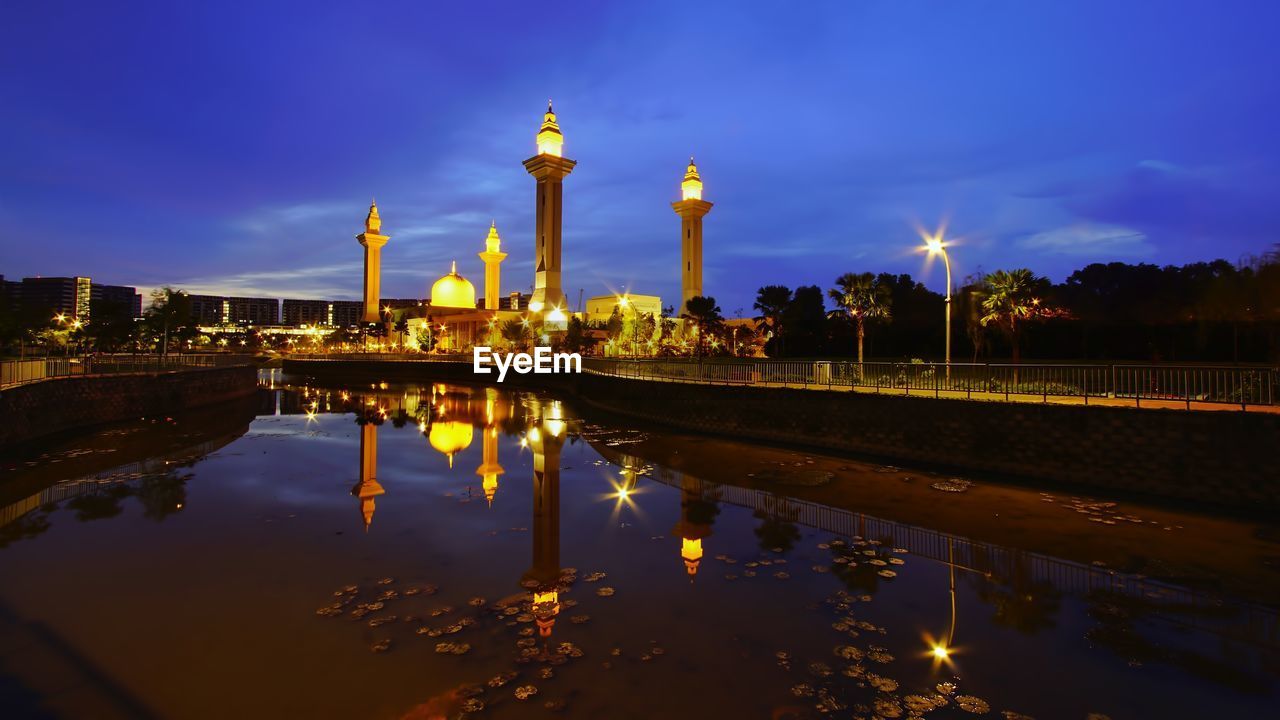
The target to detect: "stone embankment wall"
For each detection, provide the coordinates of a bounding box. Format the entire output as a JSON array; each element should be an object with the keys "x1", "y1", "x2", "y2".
[
  {"x1": 283, "y1": 359, "x2": 1280, "y2": 513},
  {"x1": 0, "y1": 365, "x2": 259, "y2": 448}
]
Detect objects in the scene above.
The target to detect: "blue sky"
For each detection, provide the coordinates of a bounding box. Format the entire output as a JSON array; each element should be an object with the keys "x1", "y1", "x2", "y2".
[{"x1": 2, "y1": 0, "x2": 1277, "y2": 315}]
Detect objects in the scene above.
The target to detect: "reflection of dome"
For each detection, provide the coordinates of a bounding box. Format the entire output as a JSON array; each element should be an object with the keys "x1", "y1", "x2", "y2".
[
  {"x1": 431, "y1": 261, "x2": 476, "y2": 308},
  {"x1": 429, "y1": 420, "x2": 474, "y2": 467}
]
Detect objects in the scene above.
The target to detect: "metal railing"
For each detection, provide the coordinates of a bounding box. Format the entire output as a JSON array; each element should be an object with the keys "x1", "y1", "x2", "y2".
[
  {"x1": 0, "y1": 353, "x2": 257, "y2": 390},
  {"x1": 583, "y1": 358, "x2": 1278, "y2": 410},
  {"x1": 287, "y1": 352, "x2": 472, "y2": 362}
]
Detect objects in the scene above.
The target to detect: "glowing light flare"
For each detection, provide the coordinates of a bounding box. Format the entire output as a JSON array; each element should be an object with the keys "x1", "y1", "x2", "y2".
[
  {"x1": 921, "y1": 631, "x2": 958, "y2": 670},
  {"x1": 527, "y1": 300, "x2": 544, "y2": 313}
]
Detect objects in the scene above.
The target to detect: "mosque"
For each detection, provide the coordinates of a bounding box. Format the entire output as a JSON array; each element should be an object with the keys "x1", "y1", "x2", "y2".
[{"x1": 354, "y1": 102, "x2": 712, "y2": 352}]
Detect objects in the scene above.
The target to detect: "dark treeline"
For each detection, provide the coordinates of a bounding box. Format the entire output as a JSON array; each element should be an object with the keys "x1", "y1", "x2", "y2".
[{"x1": 753, "y1": 248, "x2": 1280, "y2": 363}]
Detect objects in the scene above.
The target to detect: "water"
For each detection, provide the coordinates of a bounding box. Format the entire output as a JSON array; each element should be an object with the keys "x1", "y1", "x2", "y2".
[{"x1": 1, "y1": 373, "x2": 1277, "y2": 719}]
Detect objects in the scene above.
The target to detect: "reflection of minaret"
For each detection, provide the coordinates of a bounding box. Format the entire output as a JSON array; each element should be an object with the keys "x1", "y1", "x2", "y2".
[
  {"x1": 478, "y1": 221, "x2": 507, "y2": 311},
  {"x1": 475, "y1": 393, "x2": 505, "y2": 506},
  {"x1": 522, "y1": 101, "x2": 576, "y2": 317},
  {"x1": 523, "y1": 399, "x2": 565, "y2": 638},
  {"x1": 351, "y1": 422, "x2": 385, "y2": 531},
  {"x1": 672, "y1": 473, "x2": 714, "y2": 581},
  {"x1": 671, "y1": 158, "x2": 713, "y2": 315},
  {"x1": 356, "y1": 201, "x2": 390, "y2": 323}
]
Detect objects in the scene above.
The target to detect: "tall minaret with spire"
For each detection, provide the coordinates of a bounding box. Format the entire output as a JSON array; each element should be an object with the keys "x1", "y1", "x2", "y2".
[
  {"x1": 522, "y1": 101, "x2": 576, "y2": 319},
  {"x1": 356, "y1": 200, "x2": 389, "y2": 323},
  {"x1": 478, "y1": 221, "x2": 508, "y2": 311},
  {"x1": 671, "y1": 158, "x2": 713, "y2": 314}
]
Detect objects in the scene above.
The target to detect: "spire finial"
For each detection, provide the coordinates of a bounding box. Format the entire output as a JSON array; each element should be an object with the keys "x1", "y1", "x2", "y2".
[
  {"x1": 451, "y1": 260, "x2": 457, "y2": 274},
  {"x1": 548, "y1": 98, "x2": 553, "y2": 112}
]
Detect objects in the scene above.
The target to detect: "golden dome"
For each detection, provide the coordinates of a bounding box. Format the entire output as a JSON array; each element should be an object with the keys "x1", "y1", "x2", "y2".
[
  {"x1": 429, "y1": 420, "x2": 474, "y2": 467},
  {"x1": 431, "y1": 261, "x2": 476, "y2": 308}
]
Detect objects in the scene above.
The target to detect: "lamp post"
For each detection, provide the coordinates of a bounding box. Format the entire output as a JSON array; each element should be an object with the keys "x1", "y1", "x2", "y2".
[{"x1": 924, "y1": 233, "x2": 952, "y2": 379}]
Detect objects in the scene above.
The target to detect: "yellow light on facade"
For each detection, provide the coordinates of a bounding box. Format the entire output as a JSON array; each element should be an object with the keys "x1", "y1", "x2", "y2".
[
  {"x1": 536, "y1": 100, "x2": 564, "y2": 156},
  {"x1": 681, "y1": 157, "x2": 703, "y2": 201},
  {"x1": 546, "y1": 306, "x2": 567, "y2": 323},
  {"x1": 527, "y1": 299, "x2": 544, "y2": 313},
  {"x1": 931, "y1": 644, "x2": 949, "y2": 660}
]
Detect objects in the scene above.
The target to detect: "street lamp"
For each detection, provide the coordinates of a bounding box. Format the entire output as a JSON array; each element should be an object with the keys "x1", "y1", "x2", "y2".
[{"x1": 922, "y1": 231, "x2": 953, "y2": 378}]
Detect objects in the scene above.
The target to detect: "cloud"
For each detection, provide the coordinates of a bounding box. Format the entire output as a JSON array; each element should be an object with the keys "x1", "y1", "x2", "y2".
[
  {"x1": 172, "y1": 262, "x2": 363, "y2": 299},
  {"x1": 1016, "y1": 224, "x2": 1153, "y2": 257}
]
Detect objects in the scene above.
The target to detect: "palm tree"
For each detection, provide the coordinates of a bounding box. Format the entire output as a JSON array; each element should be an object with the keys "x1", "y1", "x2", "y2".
[
  {"x1": 827, "y1": 273, "x2": 891, "y2": 365},
  {"x1": 979, "y1": 269, "x2": 1044, "y2": 364},
  {"x1": 144, "y1": 287, "x2": 192, "y2": 356},
  {"x1": 753, "y1": 285, "x2": 792, "y2": 356},
  {"x1": 681, "y1": 295, "x2": 724, "y2": 356}
]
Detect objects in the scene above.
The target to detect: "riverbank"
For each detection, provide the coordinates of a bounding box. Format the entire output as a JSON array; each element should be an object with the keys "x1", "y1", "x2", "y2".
[
  {"x1": 0, "y1": 365, "x2": 259, "y2": 449},
  {"x1": 282, "y1": 357, "x2": 1280, "y2": 514}
]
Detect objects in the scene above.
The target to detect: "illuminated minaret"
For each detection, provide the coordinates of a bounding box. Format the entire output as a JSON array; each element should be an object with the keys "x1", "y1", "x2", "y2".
[
  {"x1": 671, "y1": 158, "x2": 713, "y2": 314},
  {"x1": 522, "y1": 101, "x2": 576, "y2": 318},
  {"x1": 523, "y1": 399, "x2": 566, "y2": 638},
  {"x1": 477, "y1": 221, "x2": 508, "y2": 311},
  {"x1": 356, "y1": 201, "x2": 390, "y2": 323},
  {"x1": 351, "y1": 421, "x2": 386, "y2": 531}
]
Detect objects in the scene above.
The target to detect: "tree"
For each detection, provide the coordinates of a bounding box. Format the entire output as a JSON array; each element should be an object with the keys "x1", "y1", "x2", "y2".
[
  {"x1": 86, "y1": 299, "x2": 139, "y2": 352},
  {"x1": 779, "y1": 286, "x2": 827, "y2": 357},
  {"x1": 500, "y1": 318, "x2": 530, "y2": 351},
  {"x1": 828, "y1": 272, "x2": 892, "y2": 365},
  {"x1": 956, "y1": 273, "x2": 990, "y2": 362},
  {"x1": 144, "y1": 287, "x2": 192, "y2": 355},
  {"x1": 681, "y1": 296, "x2": 724, "y2": 356},
  {"x1": 753, "y1": 285, "x2": 792, "y2": 357},
  {"x1": 563, "y1": 315, "x2": 586, "y2": 354},
  {"x1": 979, "y1": 269, "x2": 1049, "y2": 364}
]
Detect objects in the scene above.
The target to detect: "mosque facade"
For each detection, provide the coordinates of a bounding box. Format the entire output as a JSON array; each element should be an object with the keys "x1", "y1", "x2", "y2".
[{"x1": 357, "y1": 102, "x2": 712, "y2": 353}]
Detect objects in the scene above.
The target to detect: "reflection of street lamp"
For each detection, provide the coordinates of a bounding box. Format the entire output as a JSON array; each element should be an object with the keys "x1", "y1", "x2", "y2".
[
  {"x1": 926, "y1": 538, "x2": 958, "y2": 668},
  {"x1": 921, "y1": 231, "x2": 953, "y2": 377}
]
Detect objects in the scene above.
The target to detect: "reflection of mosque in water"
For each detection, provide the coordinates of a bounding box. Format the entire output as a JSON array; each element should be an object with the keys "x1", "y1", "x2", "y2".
[
  {"x1": 348, "y1": 387, "x2": 570, "y2": 638},
  {"x1": 345, "y1": 385, "x2": 521, "y2": 528},
  {"x1": 281, "y1": 383, "x2": 719, "y2": 589}
]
